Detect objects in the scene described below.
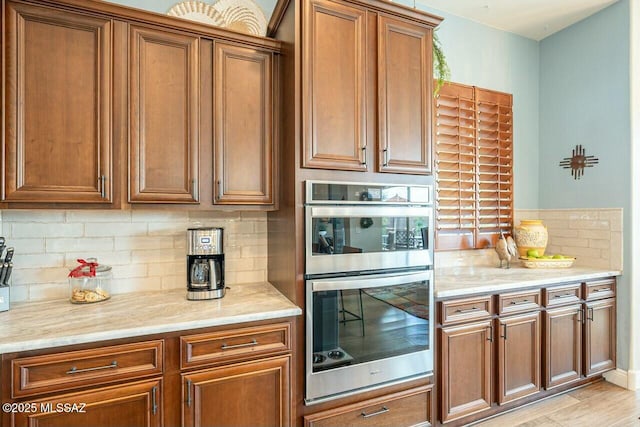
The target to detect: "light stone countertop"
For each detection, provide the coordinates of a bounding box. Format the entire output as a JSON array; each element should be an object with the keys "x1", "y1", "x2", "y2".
[
  {"x1": 435, "y1": 265, "x2": 621, "y2": 299},
  {"x1": 0, "y1": 282, "x2": 301, "y2": 354}
]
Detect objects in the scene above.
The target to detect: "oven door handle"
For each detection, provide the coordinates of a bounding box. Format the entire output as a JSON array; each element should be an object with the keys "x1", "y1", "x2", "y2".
[
  {"x1": 311, "y1": 270, "x2": 433, "y2": 292},
  {"x1": 307, "y1": 205, "x2": 433, "y2": 218}
]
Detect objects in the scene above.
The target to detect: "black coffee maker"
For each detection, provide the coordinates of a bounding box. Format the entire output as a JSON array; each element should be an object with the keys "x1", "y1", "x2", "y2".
[{"x1": 187, "y1": 227, "x2": 225, "y2": 300}]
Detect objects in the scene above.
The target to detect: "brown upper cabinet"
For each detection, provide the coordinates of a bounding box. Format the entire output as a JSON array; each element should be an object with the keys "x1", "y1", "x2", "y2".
[
  {"x1": 213, "y1": 42, "x2": 275, "y2": 204},
  {"x1": 3, "y1": 1, "x2": 113, "y2": 203},
  {"x1": 2, "y1": 0, "x2": 280, "y2": 208},
  {"x1": 302, "y1": 0, "x2": 436, "y2": 174},
  {"x1": 377, "y1": 15, "x2": 432, "y2": 174},
  {"x1": 302, "y1": 0, "x2": 367, "y2": 171},
  {"x1": 129, "y1": 25, "x2": 200, "y2": 203}
]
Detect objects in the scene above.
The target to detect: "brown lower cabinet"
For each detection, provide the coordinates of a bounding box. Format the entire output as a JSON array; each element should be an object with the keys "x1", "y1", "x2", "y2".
[
  {"x1": 437, "y1": 277, "x2": 617, "y2": 425},
  {"x1": 182, "y1": 355, "x2": 290, "y2": 427},
  {"x1": 584, "y1": 297, "x2": 616, "y2": 376},
  {"x1": 439, "y1": 321, "x2": 492, "y2": 422},
  {"x1": 11, "y1": 379, "x2": 162, "y2": 427},
  {"x1": 544, "y1": 304, "x2": 582, "y2": 389},
  {"x1": 2, "y1": 319, "x2": 294, "y2": 427},
  {"x1": 497, "y1": 311, "x2": 541, "y2": 404},
  {"x1": 304, "y1": 385, "x2": 432, "y2": 427}
]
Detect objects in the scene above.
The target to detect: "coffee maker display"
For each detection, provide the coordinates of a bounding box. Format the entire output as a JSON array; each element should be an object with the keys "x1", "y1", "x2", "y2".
[{"x1": 187, "y1": 227, "x2": 225, "y2": 300}]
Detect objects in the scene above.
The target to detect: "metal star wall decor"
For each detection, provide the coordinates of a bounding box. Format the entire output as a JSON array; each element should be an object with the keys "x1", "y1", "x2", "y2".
[{"x1": 559, "y1": 144, "x2": 599, "y2": 180}]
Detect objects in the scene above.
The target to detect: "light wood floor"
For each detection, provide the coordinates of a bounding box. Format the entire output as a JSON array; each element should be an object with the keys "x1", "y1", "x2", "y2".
[{"x1": 473, "y1": 381, "x2": 640, "y2": 427}]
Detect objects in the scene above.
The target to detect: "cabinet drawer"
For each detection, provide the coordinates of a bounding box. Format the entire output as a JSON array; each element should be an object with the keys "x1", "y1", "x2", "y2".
[
  {"x1": 543, "y1": 284, "x2": 581, "y2": 307},
  {"x1": 440, "y1": 296, "x2": 493, "y2": 326},
  {"x1": 12, "y1": 340, "x2": 163, "y2": 398},
  {"x1": 181, "y1": 322, "x2": 291, "y2": 369},
  {"x1": 583, "y1": 278, "x2": 616, "y2": 301},
  {"x1": 498, "y1": 290, "x2": 541, "y2": 315},
  {"x1": 304, "y1": 385, "x2": 432, "y2": 427}
]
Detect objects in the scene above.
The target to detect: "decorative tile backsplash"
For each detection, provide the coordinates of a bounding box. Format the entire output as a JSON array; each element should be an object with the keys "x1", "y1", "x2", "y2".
[
  {"x1": 0, "y1": 207, "x2": 622, "y2": 302},
  {"x1": 0, "y1": 210, "x2": 267, "y2": 302},
  {"x1": 437, "y1": 208, "x2": 623, "y2": 271},
  {"x1": 515, "y1": 208, "x2": 622, "y2": 270}
]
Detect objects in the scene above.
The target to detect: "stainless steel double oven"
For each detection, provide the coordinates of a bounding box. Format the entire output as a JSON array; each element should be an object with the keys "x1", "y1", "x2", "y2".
[{"x1": 304, "y1": 181, "x2": 435, "y2": 403}]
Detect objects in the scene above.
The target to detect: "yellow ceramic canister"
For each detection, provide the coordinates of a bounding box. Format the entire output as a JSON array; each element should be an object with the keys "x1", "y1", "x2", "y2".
[{"x1": 513, "y1": 220, "x2": 548, "y2": 257}]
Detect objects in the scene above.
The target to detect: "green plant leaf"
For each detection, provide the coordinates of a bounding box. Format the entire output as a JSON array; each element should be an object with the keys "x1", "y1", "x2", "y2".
[{"x1": 432, "y1": 29, "x2": 451, "y2": 96}]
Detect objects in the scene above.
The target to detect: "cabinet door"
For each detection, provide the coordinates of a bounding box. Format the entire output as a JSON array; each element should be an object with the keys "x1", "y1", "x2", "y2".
[
  {"x1": 302, "y1": 0, "x2": 367, "y2": 171},
  {"x1": 377, "y1": 15, "x2": 432, "y2": 175},
  {"x1": 440, "y1": 321, "x2": 492, "y2": 423},
  {"x1": 4, "y1": 1, "x2": 112, "y2": 203},
  {"x1": 12, "y1": 379, "x2": 162, "y2": 427},
  {"x1": 213, "y1": 43, "x2": 274, "y2": 204},
  {"x1": 129, "y1": 25, "x2": 199, "y2": 203},
  {"x1": 183, "y1": 355, "x2": 290, "y2": 427},
  {"x1": 497, "y1": 312, "x2": 541, "y2": 404},
  {"x1": 544, "y1": 305, "x2": 582, "y2": 390},
  {"x1": 584, "y1": 298, "x2": 616, "y2": 376}
]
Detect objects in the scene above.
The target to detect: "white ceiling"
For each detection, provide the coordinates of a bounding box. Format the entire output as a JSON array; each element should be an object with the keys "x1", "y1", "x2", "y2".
[{"x1": 416, "y1": 0, "x2": 619, "y2": 40}]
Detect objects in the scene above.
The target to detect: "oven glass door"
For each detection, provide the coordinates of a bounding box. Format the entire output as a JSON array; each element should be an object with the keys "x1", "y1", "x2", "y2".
[
  {"x1": 306, "y1": 270, "x2": 434, "y2": 402},
  {"x1": 305, "y1": 206, "x2": 433, "y2": 275}
]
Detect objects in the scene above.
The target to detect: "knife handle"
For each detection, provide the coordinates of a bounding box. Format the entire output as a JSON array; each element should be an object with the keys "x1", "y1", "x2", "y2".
[
  {"x1": 0, "y1": 263, "x2": 8, "y2": 285},
  {"x1": 3, "y1": 263, "x2": 13, "y2": 285},
  {"x1": 4, "y1": 248, "x2": 14, "y2": 263}
]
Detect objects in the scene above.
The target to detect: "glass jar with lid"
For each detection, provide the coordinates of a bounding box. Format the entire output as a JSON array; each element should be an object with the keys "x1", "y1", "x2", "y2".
[{"x1": 68, "y1": 258, "x2": 112, "y2": 304}]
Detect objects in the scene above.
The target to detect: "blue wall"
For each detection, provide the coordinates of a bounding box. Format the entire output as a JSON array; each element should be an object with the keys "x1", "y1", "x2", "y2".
[
  {"x1": 539, "y1": 0, "x2": 631, "y2": 369},
  {"x1": 408, "y1": 3, "x2": 541, "y2": 209}
]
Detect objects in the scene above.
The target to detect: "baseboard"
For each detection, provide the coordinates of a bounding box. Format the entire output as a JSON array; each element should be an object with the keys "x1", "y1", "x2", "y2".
[
  {"x1": 603, "y1": 368, "x2": 630, "y2": 389},
  {"x1": 627, "y1": 369, "x2": 640, "y2": 390}
]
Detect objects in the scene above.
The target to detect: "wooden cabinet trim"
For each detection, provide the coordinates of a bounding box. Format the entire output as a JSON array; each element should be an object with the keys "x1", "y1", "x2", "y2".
[
  {"x1": 11, "y1": 378, "x2": 162, "y2": 427},
  {"x1": 497, "y1": 311, "x2": 541, "y2": 405},
  {"x1": 304, "y1": 384, "x2": 432, "y2": 427},
  {"x1": 440, "y1": 321, "x2": 492, "y2": 422},
  {"x1": 128, "y1": 24, "x2": 200, "y2": 203},
  {"x1": 543, "y1": 283, "x2": 582, "y2": 307},
  {"x1": 180, "y1": 322, "x2": 291, "y2": 369},
  {"x1": 4, "y1": 1, "x2": 113, "y2": 203},
  {"x1": 182, "y1": 355, "x2": 290, "y2": 427},
  {"x1": 440, "y1": 296, "x2": 493, "y2": 326},
  {"x1": 377, "y1": 14, "x2": 432, "y2": 175},
  {"x1": 543, "y1": 304, "x2": 582, "y2": 390},
  {"x1": 584, "y1": 298, "x2": 616, "y2": 377},
  {"x1": 583, "y1": 278, "x2": 616, "y2": 301},
  {"x1": 11, "y1": 340, "x2": 164, "y2": 399},
  {"x1": 497, "y1": 290, "x2": 541, "y2": 315},
  {"x1": 213, "y1": 42, "x2": 275, "y2": 204},
  {"x1": 302, "y1": 0, "x2": 368, "y2": 171}
]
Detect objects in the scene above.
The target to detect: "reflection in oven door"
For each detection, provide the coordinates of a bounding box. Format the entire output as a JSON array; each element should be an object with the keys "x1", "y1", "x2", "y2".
[{"x1": 306, "y1": 270, "x2": 433, "y2": 403}]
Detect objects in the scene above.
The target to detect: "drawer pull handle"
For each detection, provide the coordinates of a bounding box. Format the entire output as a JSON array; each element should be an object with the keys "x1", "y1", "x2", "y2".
[
  {"x1": 593, "y1": 287, "x2": 612, "y2": 293},
  {"x1": 588, "y1": 307, "x2": 594, "y2": 321},
  {"x1": 361, "y1": 406, "x2": 389, "y2": 418},
  {"x1": 501, "y1": 323, "x2": 507, "y2": 340},
  {"x1": 510, "y1": 299, "x2": 530, "y2": 305},
  {"x1": 152, "y1": 386, "x2": 158, "y2": 415},
  {"x1": 221, "y1": 339, "x2": 258, "y2": 350},
  {"x1": 186, "y1": 379, "x2": 192, "y2": 407},
  {"x1": 554, "y1": 293, "x2": 574, "y2": 298},
  {"x1": 487, "y1": 324, "x2": 493, "y2": 342},
  {"x1": 66, "y1": 360, "x2": 117, "y2": 375},
  {"x1": 455, "y1": 307, "x2": 479, "y2": 314}
]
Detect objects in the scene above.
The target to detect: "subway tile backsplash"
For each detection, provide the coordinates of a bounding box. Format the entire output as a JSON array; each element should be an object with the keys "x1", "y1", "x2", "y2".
[
  {"x1": 437, "y1": 208, "x2": 623, "y2": 271},
  {"x1": 1, "y1": 208, "x2": 622, "y2": 302},
  {"x1": 0, "y1": 210, "x2": 267, "y2": 302}
]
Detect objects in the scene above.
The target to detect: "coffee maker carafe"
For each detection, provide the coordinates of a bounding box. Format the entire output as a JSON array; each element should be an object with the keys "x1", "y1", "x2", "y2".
[{"x1": 187, "y1": 227, "x2": 225, "y2": 300}]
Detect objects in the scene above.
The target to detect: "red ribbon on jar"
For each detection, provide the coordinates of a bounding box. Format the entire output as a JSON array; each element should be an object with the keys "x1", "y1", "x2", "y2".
[{"x1": 68, "y1": 259, "x2": 99, "y2": 278}]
